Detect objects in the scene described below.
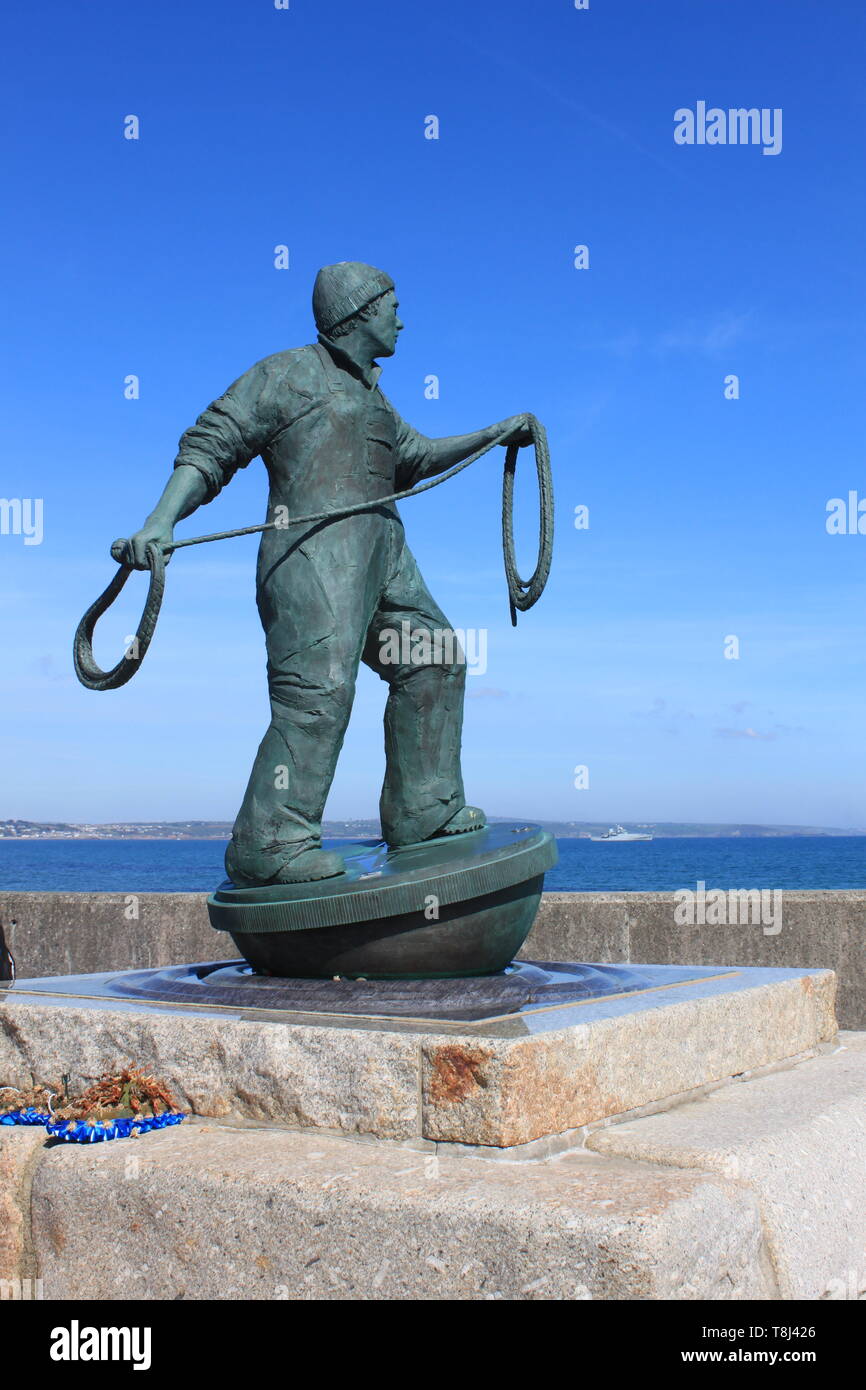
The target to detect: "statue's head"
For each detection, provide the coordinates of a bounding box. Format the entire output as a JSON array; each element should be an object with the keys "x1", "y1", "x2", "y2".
[{"x1": 313, "y1": 262, "x2": 402, "y2": 359}]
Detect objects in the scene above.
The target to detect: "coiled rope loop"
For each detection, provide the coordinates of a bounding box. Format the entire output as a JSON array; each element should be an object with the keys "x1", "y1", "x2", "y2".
[
  {"x1": 73, "y1": 542, "x2": 166, "y2": 691},
  {"x1": 502, "y1": 414, "x2": 554, "y2": 625}
]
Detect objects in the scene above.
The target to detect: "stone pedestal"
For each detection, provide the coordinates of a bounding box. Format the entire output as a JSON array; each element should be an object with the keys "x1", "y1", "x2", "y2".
[
  {"x1": 0, "y1": 961, "x2": 836, "y2": 1148},
  {"x1": 2, "y1": 961, "x2": 858, "y2": 1302}
]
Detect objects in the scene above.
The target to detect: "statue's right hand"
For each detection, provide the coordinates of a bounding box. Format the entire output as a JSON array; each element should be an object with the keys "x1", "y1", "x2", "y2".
[{"x1": 111, "y1": 521, "x2": 174, "y2": 570}]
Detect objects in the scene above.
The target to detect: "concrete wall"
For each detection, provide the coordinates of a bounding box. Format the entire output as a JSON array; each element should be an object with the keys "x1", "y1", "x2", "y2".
[
  {"x1": 0, "y1": 891, "x2": 234, "y2": 980},
  {"x1": 522, "y1": 891, "x2": 866, "y2": 1031},
  {"x1": 1, "y1": 888, "x2": 864, "y2": 1027}
]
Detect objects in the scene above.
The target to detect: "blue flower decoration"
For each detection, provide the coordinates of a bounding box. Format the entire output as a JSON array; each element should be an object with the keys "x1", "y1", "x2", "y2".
[
  {"x1": 44, "y1": 1112, "x2": 186, "y2": 1143},
  {"x1": 0, "y1": 1108, "x2": 52, "y2": 1126}
]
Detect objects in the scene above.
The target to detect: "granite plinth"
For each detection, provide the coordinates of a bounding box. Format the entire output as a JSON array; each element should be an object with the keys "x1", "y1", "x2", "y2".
[
  {"x1": 30, "y1": 1122, "x2": 776, "y2": 1301},
  {"x1": 24, "y1": 1041, "x2": 866, "y2": 1302},
  {"x1": 0, "y1": 962, "x2": 836, "y2": 1147},
  {"x1": 587, "y1": 1033, "x2": 866, "y2": 1300}
]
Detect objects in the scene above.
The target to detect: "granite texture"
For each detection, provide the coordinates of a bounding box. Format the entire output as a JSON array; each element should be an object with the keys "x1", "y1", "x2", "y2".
[
  {"x1": 420, "y1": 971, "x2": 837, "y2": 1145},
  {"x1": 0, "y1": 1127, "x2": 44, "y2": 1281},
  {"x1": 0, "y1": 966, "x2": 837, "y2": 1146},
  {"x1": 4, "y1": 1037, "x2": 864, "y2": 1300},
  {"x1": 0, "y1": 1003, "x2": 420, "y2": 1139},
  {"x1": 587, "y1": 1031, "x2": 866, "y2": 1300},
  {"x1": 30, "y1": 1122, "x2": 775, "y2": 1301}
]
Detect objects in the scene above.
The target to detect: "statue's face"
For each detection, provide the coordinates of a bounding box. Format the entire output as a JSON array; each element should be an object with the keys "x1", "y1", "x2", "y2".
[{"x1": 368, "y1": 290, "x2": 403, "y2": 358}]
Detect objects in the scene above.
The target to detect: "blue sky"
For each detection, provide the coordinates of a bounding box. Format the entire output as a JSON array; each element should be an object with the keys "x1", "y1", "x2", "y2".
[{"x1": 2, "y1": 0, "x2": 866, "y2": 828}]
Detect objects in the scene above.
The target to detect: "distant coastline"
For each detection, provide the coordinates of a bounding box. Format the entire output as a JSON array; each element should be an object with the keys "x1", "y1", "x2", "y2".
[{"x1": 2, "y1": 818, "x2": 864, "y2": 842}]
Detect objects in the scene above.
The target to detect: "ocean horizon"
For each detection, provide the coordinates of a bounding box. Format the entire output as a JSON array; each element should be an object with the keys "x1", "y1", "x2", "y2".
[{"x1": 1, "y1": 835, "x2": 864, "y2": 894}]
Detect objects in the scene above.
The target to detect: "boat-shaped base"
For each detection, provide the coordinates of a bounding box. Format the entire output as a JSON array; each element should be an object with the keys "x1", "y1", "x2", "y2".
[{"x1": 207, "y1": 823, "x2": 558, "y2": 979}]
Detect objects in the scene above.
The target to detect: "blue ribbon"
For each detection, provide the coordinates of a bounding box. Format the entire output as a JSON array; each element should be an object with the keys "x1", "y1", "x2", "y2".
[
  {"x1": 44, "y1": 1112, "x2": 186, "y2": 1143},
  {"x1": 2, "y1": 1109, "x2": 186, "y2": 1141}
]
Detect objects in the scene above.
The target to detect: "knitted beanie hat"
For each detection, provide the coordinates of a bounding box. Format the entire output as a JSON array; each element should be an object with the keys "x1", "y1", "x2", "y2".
[{"x1": 312, "y1": 262, "x2": 395, "y2": 334}]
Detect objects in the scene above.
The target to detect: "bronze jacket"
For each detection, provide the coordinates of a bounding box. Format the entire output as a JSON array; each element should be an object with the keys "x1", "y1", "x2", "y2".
[{"x1": 173, "y1": 337, "x2": 436, "y2": 515}]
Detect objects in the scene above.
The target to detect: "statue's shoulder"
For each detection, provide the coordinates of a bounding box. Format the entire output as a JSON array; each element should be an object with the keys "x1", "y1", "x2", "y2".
[{"x1": 242, "y1": 344, "x2": 323, "y2": 394}]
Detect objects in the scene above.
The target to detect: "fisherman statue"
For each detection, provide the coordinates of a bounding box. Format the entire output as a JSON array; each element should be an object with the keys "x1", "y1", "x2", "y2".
[{"x1": 110, "y1": 263, "x2": 541, "y2": 888}]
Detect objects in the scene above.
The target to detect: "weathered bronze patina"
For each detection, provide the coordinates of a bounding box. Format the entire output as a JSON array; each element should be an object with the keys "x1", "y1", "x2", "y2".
[
  {"x1": 208, "y1": 822, "x2": 557, "y2": 978},
  {"x1": 84, "y1": 263, "x2": 553, "y2": 893}
]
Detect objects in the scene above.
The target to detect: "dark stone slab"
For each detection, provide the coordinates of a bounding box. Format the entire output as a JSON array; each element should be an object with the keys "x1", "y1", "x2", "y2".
[{"x1": 99, "y1": 959, "x2": 726, "y2": 1024}]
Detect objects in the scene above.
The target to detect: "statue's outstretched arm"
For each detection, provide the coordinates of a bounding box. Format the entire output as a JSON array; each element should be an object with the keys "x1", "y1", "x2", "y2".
[
  {"x1": 121, "y1": 361, "x2": 279, "y2": 569},
  {"x1": 119, "y1": 465, "x2": 209, "y2": 569},
  {"x1": 393, "y1": 411, "x2": 533, "y2": 488}
]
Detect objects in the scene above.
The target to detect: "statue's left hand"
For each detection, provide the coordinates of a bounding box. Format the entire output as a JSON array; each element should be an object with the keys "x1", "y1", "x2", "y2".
[
  {"x1": 498, "y1": 414, "x2": 534, "y2": 447},
  {"x1": 111, "y1": 519, "x2": 175, "y2": 570}
]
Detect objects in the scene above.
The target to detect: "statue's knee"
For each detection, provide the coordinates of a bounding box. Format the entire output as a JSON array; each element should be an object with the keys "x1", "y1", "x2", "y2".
[
  {"x1": 439, "y1": 631, "x2": 467, "y2": 684},
  {"x1": 445, "y1": 651, "x2": 467, "y2": 687},
  {"x1": 422, "y1": 627, "x2": 466, "y2": 682},
  {"x1": 269, "y1": 672, "x2": 355, "y2": 727}
]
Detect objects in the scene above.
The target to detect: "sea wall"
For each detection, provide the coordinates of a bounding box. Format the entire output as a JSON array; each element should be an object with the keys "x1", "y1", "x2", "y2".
[{"x1": 1, "y1": 888, "x2": 864, "y2": 1027}]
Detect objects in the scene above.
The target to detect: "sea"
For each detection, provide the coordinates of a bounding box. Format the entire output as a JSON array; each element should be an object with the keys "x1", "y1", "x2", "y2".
[{"x1": 0, "y1": 836, "x2": 864, "y2": 893}]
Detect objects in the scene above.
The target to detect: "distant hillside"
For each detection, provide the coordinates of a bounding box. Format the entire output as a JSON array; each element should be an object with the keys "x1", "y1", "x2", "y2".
[
  {"x1": 527, "y1": 821, "x2": 866, "y2": 839},
  {"x1": 1, "y1": 818, "x2": 864, "y2": 841}
]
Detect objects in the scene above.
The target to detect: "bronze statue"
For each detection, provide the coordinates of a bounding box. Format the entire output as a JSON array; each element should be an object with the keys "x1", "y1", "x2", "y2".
[{"x1": 117, "y1": 264, "x2": 539, "y2": 886}]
